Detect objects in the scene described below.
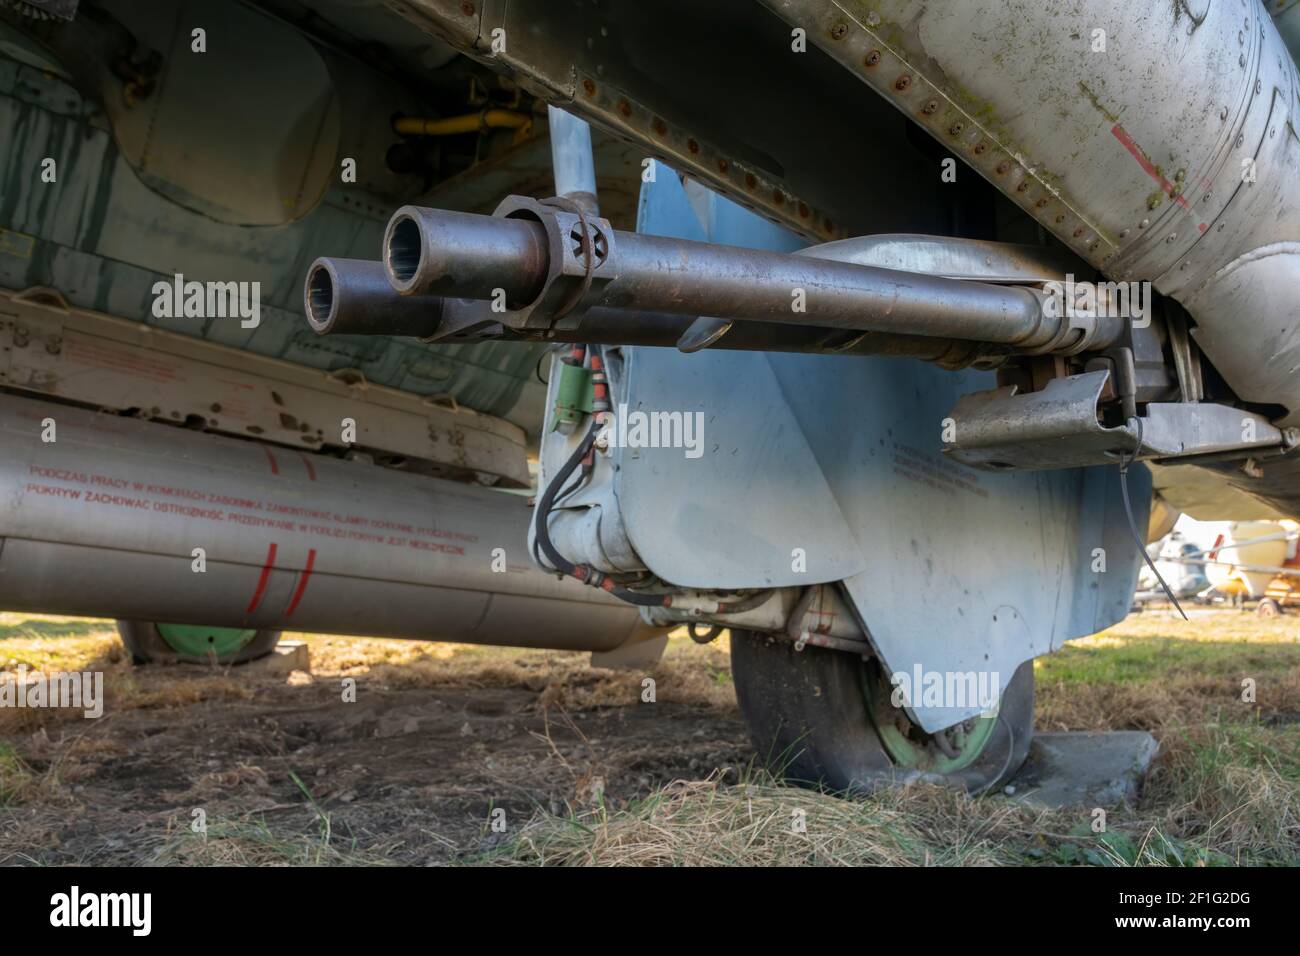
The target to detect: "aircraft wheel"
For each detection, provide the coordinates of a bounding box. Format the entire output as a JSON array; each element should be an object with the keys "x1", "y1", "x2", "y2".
[
  {"x1": 1256, "y1": 598, "x2": 1283, "y2": 619},
  {"x1": 730, "y1": 630, "x2": 1034, "y2": 794},
  {"x1": 117, "y1": 621, "x2": 281, "y2": 665}
]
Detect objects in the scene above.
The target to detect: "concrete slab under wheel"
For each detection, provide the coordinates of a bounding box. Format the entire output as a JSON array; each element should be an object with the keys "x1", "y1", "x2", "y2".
[
  {"x1": 1003, "y1": 731, "x2": 1159, "y2": 808},
  {"x1": 250, "y1": 640, "x2": 310, "y2": 675}
]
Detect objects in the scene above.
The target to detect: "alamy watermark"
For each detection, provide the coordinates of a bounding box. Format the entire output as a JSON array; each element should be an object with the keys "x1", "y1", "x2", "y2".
[
  {"x1": 890, "y1": 665, "x2": 1001, "y2": 713},
  {"x1": 596, "y1": 403, "x2": 705, "y2": 459},
  {"x1": 1, "y1": 665, "x2": 103, "y2": 718},
  {"x1": 151, "y1": 273, "x2": 260, "y2": 328},
  {"x1": 1041, "y1": 273, "x2": 1151, "y2": 327},
  {"x1": 50, "y1": 886, "x2": 150, "y2": 936}
]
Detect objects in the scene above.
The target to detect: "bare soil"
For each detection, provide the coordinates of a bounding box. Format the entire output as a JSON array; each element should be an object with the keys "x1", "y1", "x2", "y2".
[{"x1": 1, "y1": 634, "x2": 748, "y2": 864}]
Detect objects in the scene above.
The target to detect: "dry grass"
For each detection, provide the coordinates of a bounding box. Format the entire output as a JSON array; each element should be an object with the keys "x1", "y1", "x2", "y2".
[
  {"x1": 486, "y1": 610, "x2": 1300, "y2": 867},
  {"x1": 1, "y1": 609, "x2": 1297, "y2": 866},
  {"x1": 0, "y1": 613, "x2": 123, "y2": 674},
  {"x1": 0, "y1": 661, "x2": 253, "y2": 738},
  {"x1": 1146, "y1": 723, "x2": 1299, "y2": 862},
  {"x1": 489, "y1": 738, "x2": 1298, "y2": 867},
  {"x1": 292, "y1": 630, "x2": 737, "y2": 712},
  {"x1": 0, "y1": 742, "x2": 41, "y2": 806},
  {"x1": 144, "y1": 799, "x2": 399, "y2": 867},
  {"x1": 492, "y1": 771, "x2": 1039, "y2": 866}
]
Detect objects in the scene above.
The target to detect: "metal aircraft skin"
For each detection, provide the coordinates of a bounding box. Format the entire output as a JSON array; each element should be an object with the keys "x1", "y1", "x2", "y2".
[{"x1": 1, "y1": 0, "x2": 1297, "y2": 790}]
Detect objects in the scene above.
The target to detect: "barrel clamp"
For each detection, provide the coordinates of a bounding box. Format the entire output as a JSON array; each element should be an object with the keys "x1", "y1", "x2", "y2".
[{"x1": 488, "y1": 195, "x2": 617, "y2": 334}]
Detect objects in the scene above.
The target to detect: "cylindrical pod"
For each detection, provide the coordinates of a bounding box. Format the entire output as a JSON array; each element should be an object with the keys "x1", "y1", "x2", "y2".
[{"x1": 0, "y1": 393, "x2": 646, "y2": 650}]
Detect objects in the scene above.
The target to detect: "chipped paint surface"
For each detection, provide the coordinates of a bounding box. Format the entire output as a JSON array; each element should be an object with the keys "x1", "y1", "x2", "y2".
[
  {"x1": 760, "y1": 0, "x2": 1284, "y2": 284},
  {"x1": 0, "y1": 24, "x2": 547, "y2": 438},
  {"x1": 1078, "y1": 81, "x2": 1119, "y2": 124},
  {"x1": 766, "y1": 0, "x2": 1116, "y2": 262}
]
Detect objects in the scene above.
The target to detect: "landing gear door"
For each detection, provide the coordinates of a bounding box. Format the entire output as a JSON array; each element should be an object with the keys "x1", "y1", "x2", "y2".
[{"x1": 615, "y1": 163, "x2": 1149, "y2": 732}]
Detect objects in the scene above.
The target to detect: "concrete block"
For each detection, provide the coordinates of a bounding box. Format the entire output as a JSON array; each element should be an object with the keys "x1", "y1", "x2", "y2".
[
  {"x1": 1005, "y1": 731, "x2": 1159, "y2": 808},
  {"x1": 253, "y1": 640, "x2": 310, "y2": 675}
]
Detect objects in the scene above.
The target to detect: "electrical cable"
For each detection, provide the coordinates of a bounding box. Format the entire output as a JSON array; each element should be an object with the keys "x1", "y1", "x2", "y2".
[
  {"x1": 715, "y1": 589, "x2": 776, "y2": 614},
  {"x1": 532, "y1": 420, "x2": 667, "y2": 607},
  {"x1": 688, "y1": 623, "x2": 723, "y2": 644},
  {"x1": 1120, "y1": 416, "x2": 1187, "y2": 620},
  {"x1": 971, "y1": 714, "x2": 1016, "y2": 797}
]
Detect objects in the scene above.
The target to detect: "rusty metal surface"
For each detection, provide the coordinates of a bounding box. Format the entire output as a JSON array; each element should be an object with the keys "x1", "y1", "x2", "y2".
[
  {"x1": 0, "y1": 287, "x2": 532, "y2": 487},
  {"x1": 376, "y1": 198, "x2": 1116, "y2": 353},
  {"x1": 368, "y1": 0, "x2": 1300, "y2": 440},
  {"x1": 388, "y1": 0, "x2": 957, "y2": 241},
  {"x1": 944, "y1": 370, "x2": 1289, "y2": 471},
  {"x1": 305, "y1": 258, "x2": 445, "y2": 338},
  {"x1": 759, "y1": 0, "x2": 1262, "y2": 272}
]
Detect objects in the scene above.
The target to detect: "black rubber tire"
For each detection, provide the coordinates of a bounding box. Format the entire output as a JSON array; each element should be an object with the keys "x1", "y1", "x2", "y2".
[
  {"x1": 730, "y1": 629, "x2": 1034, "y2": 794},
  {"x1": 116, "y1": 621, "x2": 281, "y2": 666}
]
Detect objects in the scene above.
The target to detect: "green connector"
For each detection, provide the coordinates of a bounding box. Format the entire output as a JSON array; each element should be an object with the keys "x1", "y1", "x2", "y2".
[{"x1": 552, "y1": 361, "x2": 593, "y2": 430}]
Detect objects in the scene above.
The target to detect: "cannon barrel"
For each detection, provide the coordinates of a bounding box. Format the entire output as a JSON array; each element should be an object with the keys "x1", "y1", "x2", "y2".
[
  {"x1": 377, "y1": 201, "x2": 1122, "y2": 354},
  {"x1": 304, "y1": 277, "x2": 994, "y2": 367},
  {"x1": 305, "y1": 258, "x2": 444, "y2": 338}
]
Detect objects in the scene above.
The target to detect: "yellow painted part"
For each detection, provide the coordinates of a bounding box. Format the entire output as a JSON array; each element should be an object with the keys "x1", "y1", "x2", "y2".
[
  {"x1": 1205, "y1": 521, "x2": 1289, "y2": 598},
  {"x1": 1215, "y1": 579, "x2": 1249, "y2": 597},
  {"x1": 393, "y1": 110, "x2": 532, "y2": 137},
  {"x1": 1265, "y1": 575, "x2": 1300, "y2": 603}
]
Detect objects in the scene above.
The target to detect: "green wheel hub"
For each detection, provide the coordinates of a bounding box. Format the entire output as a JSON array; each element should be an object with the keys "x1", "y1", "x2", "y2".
[
  {"x1": 154, "y1": 624, "x2": 259, "y2": 659},
  {"x1": 861, "y1": 662, "x2": 999, "y2": 774}
]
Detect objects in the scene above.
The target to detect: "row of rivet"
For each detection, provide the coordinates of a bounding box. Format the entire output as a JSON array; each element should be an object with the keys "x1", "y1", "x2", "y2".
[{"x1": 575, "y1": 72, "x2": 844, "y2": 242}]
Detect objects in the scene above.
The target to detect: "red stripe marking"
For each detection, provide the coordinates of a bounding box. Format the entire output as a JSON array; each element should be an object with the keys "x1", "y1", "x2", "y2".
[
  {"x1": 263, "y1": 446, "x2": 280, "y2": 475},
  {"x1": 1111, "y1": 123, "x2": 1207, "y2": 234},
  {"x1": 284, "y1": 548, "x2": 317, "y2": 617},
  {"x1": 298, "y1": 453, "x2": 317, "y2": 482},
  {"x1": 245, "y1": 542, "x2": 278, "y2": 613}
]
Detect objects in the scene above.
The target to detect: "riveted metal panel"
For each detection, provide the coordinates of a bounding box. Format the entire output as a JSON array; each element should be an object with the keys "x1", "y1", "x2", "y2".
[{"x1": 759, "y1": 0, "x2": 1300, "y2": 430}]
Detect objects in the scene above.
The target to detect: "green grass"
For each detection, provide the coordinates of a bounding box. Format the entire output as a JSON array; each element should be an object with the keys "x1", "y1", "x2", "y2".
[
  {"x1": 1038, "y1": 613, "x2": 1300, "y2": 686},
  {"x1": 0, "y1": 612, "x2": 117, "y2": 642},
  {"x1": 0, "y1": 613, "x2": 122, "y2": 674}
]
